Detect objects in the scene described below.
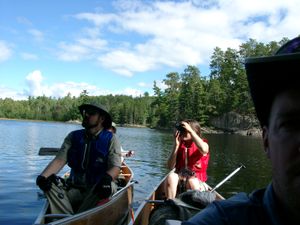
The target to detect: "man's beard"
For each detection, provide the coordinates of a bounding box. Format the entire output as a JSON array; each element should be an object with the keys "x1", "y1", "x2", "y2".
[{"x1": 82, "y1": 118, "x2": 98, "y2": 129}]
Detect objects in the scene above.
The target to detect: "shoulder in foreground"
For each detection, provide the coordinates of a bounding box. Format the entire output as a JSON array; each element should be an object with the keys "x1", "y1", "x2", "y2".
[{"x1": 183, "y1": 189, "x2": 267, "y2": 225}]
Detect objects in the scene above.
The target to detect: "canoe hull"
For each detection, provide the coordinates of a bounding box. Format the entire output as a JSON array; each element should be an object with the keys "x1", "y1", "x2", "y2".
[
  {"x1": 129, "y1": 172, "x2": 224, "y2": 225},
  {"x1": 34, "y1": 163, "x2": 134, "y2": 225}
]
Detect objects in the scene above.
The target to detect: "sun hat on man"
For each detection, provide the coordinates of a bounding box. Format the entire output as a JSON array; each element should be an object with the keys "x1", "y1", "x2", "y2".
[
  {"x1": 245, "y1": 36, "x2": 300, "y2": 127},
  {"x1": 78, "y1": 103, "x2": 112, "y2": 129}
]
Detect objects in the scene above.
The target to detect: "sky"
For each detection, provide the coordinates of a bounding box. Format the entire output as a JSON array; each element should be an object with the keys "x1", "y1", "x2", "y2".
[{"x1": 1, "y1": 0, "x2": 299, "y2": 100}]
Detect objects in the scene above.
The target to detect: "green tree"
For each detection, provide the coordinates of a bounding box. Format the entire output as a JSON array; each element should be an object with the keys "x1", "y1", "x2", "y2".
[
  {"x1": 163, "y1": 72, "x2": 180, "y2": 125},
  {"x1": 178, "y1": 65, "x2": 207, "y2": 124}
]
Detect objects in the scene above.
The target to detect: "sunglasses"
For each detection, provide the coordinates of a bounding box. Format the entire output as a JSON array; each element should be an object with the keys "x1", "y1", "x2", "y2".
[
  {"x1": 276, "y1": 37, "x2": 300, "y2": 55},
  {"x1": 82, "y1": 108, "x2": 99, "y2": 116}
]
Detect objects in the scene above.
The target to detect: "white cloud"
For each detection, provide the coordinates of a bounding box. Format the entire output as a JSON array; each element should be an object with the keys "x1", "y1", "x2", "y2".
[
  {"x1": 46, "y1": 82, "x2": 101, "y2": 98},
  {"x1": 25, "y1": 70, "x2": 44, "y2": 96},
  {"x1": 57, "y1": 42, "x2": 91, "y2": 61},
  {"x1": 74, "y1": 12, "x2": 116, "y2": 27},
  {"x1": 119, "y1": 87, "x2": 144, "y2": 96},
  {"x1": 97, "y1": 50, "x2": 155, "y2": 76},
  {"x1": 20, "y1": 70, "x2": 144, "y2": 99},
  {"x1": 78, "y1": 38, "x2": 107, "y2": 50},
  {"x1": 23, "y1": 70, "x2": 98, "y2": 97},
  {"x1": 0, "y1": 41, "x2": 12, "y2": 62},
  {"x1": 28, "y1": 29, "x2": 44, "y2": 42},
  {"x1": 57, "y1": 37, "x2": 108, "y2": 61},
  {"x1": 61, "y1": 0, "x2": 300, "y2": 76},
  {"x1": 0, "y1": 86, "x2": 25, "y2": 100},
  {"x1": 17, "y1": 16, "x2": 33, "y2": 26},
  {"x1": 138, "y1": 82, "x2": 147, "y2": 87},
  {"x1": 155, "y1": 80, "x2": 167, "y2": 91}
]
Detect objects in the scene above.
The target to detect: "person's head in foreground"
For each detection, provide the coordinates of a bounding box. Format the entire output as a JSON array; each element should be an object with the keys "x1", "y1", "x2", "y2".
[
  {"x1": 246, "y1": 36, "x2": 300, "y2": 217},
  {"x1": 183, "y1": 36, "x2": 300, "y2": 225}
]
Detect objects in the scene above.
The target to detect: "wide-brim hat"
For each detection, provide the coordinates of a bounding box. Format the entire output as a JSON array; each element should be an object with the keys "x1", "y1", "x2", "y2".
[
  {"x1": 78, "y1": 103, "x2": 112, "y2": 128},
  {"x1": 245, "y1": 37, "x2": 300, "y2": 127}
]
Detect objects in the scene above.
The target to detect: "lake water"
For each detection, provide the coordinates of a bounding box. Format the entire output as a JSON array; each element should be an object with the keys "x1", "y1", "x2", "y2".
[{"x1": 0, "y1": 120, "x2": 272, "y2": 225}]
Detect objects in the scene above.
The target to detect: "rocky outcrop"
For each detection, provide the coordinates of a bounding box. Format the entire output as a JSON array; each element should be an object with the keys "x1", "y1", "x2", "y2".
[{"x1": 210, "y1": 112, "x2": 261, "y2": 136}]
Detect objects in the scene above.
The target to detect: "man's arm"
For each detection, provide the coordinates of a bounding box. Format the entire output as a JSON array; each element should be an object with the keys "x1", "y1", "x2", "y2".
[
  {"x1": 106, "y1": 166, "x2": 120, "y2": 180},
  {"x1": 39, "y1": 132, "x2": 71, "y2": 177},
  {"x1": 107, "y1": 134, "x2": 122, "y2": 179},
  {"x1": 40, "y1": 157, "x2": 67, "y2": 177}
]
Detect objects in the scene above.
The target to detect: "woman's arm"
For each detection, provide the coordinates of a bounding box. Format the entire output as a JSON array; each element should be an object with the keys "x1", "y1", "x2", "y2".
[{"x1": 182, "y1": 122, "x2": 209, "y2": 155}]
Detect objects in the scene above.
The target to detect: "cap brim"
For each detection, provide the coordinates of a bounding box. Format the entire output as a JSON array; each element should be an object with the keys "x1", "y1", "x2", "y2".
[{"x1": 245, "y1": 53, "x2": 300, "y2": 127}]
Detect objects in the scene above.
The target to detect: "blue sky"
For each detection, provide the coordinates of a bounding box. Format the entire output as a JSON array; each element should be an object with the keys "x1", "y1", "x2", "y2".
[{"x1": 0, "y1": 0, "x2": 299, "y2": 100}]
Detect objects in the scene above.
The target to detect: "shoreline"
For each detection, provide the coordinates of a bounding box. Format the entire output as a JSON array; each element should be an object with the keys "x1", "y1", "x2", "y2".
[{"x1": 0, "y1": 118, "x2": 262, "y2": 137}]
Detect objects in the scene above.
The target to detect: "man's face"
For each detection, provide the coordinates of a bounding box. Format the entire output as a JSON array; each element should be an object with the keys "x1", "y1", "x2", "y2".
[
  {"x1": 82, "y1": 108, "x2": 104, "y2": 129},
  {"x1": 263, "y1": 89, "x2": 300, "y2": 201}
]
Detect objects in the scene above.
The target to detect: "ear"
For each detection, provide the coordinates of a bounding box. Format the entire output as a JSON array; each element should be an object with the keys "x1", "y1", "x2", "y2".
[{"x1": 262, "y1": 126, "x2": 270, "y2": 158}]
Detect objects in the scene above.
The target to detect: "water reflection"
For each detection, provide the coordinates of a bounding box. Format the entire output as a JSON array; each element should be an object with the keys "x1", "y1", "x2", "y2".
[{"x1": 205, "y1": 134, "x2": 271, "y2": 197}]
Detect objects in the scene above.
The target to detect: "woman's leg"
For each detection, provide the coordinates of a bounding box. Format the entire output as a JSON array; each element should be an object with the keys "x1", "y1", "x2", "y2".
[{"x1": 165, "y1": 171, "x2": 179, "y2": 199}]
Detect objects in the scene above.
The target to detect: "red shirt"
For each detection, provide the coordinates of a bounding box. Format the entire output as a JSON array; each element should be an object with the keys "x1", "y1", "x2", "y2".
[{"x1": 175, "y1": 140, "x2": 209, "y2": 182}]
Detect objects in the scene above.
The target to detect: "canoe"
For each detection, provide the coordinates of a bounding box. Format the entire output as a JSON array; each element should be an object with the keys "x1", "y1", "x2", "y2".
[
  {"x1": 34, "y1": 162, "x2": 134, "y2": 225},
  {"x1": 128, "y1": 171, "x2": 224, "y2": 225}
]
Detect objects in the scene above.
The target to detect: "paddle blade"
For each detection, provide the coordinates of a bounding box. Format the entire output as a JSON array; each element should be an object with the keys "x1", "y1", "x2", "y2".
[{"x1": 39, "y1": 147, "x2": 60, "y2": 155}]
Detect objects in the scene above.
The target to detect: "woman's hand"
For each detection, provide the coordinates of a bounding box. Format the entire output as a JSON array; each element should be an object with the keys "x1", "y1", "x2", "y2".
[
  {"x1": 181, "y1": 121, "x2": 193, "y2": 133},
  {"x1": 174, "y1": 130, "x2": 181, "y2": 147},
  {"x1": 168, "y1": 130, "x2": 181, "y2": 169}
]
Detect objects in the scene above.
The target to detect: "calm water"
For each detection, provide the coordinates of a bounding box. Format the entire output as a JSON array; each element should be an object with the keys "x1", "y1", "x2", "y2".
[{"x1": 0, "y1": 120, "x2": 271, "y2": 225}]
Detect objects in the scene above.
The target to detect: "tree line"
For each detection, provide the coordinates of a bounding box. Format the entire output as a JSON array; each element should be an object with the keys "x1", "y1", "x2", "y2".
[{"x1": 0, "y1": 38, "x2": 289, "y2": 129}]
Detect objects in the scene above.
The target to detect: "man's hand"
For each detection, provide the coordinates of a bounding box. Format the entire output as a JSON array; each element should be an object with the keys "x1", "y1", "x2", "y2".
[
  {"x1": 94, "y1": 173, "x2": 113, "y2": 199},
  {"x1": 36, "y1": 175, "x2": 52, "y2": 192},
  {"x1": 125, "y1": 150, "x2": 135, "y2": 157}
]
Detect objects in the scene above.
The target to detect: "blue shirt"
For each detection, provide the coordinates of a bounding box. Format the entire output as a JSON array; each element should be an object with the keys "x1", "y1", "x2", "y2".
[{"x1": 182, "y1": 184, "x2": 286, "y2": 225}]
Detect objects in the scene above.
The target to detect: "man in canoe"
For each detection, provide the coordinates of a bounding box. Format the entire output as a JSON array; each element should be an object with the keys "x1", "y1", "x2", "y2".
[
  {"x1": 166, "y1": 119, "x2": 210, "y2": 199},
  {"x1": 36, "y1": 103, "x2": 122, "y2": 214},
  {"x1": 183, "y1": 37, "x2": 300, "y2": 224}
]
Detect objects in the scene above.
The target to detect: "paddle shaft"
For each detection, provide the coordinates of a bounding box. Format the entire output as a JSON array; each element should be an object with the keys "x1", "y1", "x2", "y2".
[{"x1": 210, "y1": 164, "x2": 246, "y2": 192}]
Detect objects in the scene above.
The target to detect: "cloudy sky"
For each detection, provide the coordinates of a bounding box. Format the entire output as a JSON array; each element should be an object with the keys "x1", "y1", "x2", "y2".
[{"x1": 0, "y1": 0, "x2": 299, "y2": 100}]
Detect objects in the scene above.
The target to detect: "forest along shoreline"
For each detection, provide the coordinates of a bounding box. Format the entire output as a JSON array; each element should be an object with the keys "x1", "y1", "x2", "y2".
[
  {"x1": 155, "y1": 111, "x2": 262, "y2": 137},
  {"x1": 0, "y1": 115, "x2": 262, "y2": 138}
]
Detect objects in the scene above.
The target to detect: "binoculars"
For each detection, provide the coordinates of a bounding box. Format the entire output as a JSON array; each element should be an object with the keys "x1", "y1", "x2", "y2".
[{"x1": 175, "y1": 122, "x2": 185, "y2": 133}]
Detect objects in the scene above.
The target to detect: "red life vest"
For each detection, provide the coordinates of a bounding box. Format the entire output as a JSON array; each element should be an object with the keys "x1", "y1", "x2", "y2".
[{"x1": 175, "y1": 139, "x2": 209, "y2": 182}]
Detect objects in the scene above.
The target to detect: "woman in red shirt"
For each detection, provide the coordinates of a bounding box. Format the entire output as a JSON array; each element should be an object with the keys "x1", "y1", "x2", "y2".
[{"x1": 166, "y1": 119, "x2": 210, "y2": 199}]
